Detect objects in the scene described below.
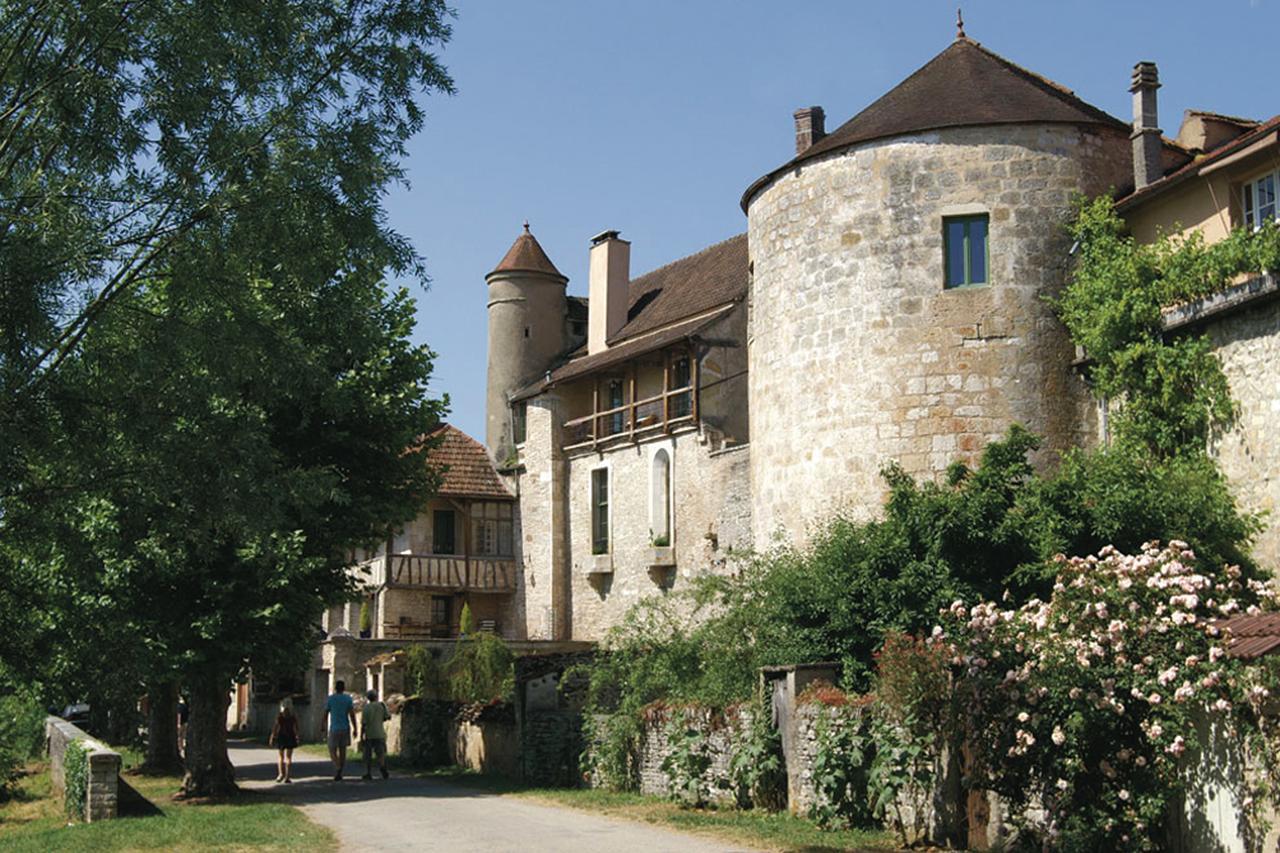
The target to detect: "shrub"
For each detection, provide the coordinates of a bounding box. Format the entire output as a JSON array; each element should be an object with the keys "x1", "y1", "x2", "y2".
[
  {"x1": 658, "y1": 707, "x2": 714, "y2": 807},
  {"x1": 942, "y1": 541, "x2": 1279, "y2": 850},
  {"x1": 0, "y1": 689, "x2": 45, "y2": 798},
  {"x1": 726, "y1": 696, "x2": 786, "y2": 811},
  {"x1": 809, "y1": 703, "x2": 873, "y2": 830},
  {"x1": 444, "y1": 631, "x2": 513, "y2": 705}
]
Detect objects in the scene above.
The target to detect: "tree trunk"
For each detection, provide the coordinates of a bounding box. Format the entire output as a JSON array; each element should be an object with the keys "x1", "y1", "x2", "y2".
[
  {"x1": 141, "y1": 682, "x2": 183, "y2": 774},
  {"x1": 180, "y1": 674, "x2": 237, "y2": 797}
]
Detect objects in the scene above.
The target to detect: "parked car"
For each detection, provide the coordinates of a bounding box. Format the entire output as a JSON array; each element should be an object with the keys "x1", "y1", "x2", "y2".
[{"x1": 60, "y1": 703, "x2": 90, "y2": 726}]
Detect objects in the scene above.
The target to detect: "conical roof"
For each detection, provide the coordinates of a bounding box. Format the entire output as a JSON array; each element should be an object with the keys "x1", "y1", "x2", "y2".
[
  {"x1": 486, "y1": 223, "x2": 566, "y2": 282},
  {"x1": 743, "y1": 37, "x2": 1128, "y2": 209}
]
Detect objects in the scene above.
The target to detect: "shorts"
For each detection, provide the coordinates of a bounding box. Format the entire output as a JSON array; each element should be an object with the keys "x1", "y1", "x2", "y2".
[
  {"x1": 327, "y1": 729, "x2": 351, "y2": 750},
  {"x1": 362, "y1": 738, "x2": 387, "y2": 760}
]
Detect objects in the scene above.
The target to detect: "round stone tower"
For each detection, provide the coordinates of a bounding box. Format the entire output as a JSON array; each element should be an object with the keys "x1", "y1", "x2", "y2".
[
  {"x1": 485, "y1": 223, "x2": 568, "y2": 458},
  {"x1": 742, "y1": 36, "x2": 1133, "y2": 545}
]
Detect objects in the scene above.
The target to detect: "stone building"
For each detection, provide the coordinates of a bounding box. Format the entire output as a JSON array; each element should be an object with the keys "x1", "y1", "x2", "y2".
[{"x1": 480, "y1": 31, "x2": 1278, "y2": 643}]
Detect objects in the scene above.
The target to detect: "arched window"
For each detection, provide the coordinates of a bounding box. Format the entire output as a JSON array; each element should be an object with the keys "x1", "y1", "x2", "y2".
[{"x1": 651, "y1": 449, "x2": 671, "y2": 546}]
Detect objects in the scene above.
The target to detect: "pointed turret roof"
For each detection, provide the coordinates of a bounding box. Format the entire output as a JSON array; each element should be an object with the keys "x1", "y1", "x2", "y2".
[
  {"x1": 486, "y1": 222, "x2": 566, "y2": 282},
  {"x1": 743, "y1": 37, "x2": 1128, "y2": 210}
]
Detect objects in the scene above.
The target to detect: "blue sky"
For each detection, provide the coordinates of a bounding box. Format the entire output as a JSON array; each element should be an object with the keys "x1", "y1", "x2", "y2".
[{"x1": 391, "y1": 1, "x2": 1279, "y2": 441}]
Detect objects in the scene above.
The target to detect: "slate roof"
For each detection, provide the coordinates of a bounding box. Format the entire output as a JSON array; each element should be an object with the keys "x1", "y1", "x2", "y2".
[
  {"x1": 1215, "y1": 612, "x2": 1280, "y2": 660},
  {"x1": 743, "y1": 37, "x2": 1129, "y2": 210},
  {"x1": 426, "y1": 424, "x2": 512, "y2": 500},
  {"x1": 487, "y1": 223, "x2": 566, "y2": 281}
]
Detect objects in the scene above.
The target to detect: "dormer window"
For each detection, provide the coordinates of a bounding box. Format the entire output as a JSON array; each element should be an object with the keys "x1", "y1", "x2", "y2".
[
  {"x1": 944, "y1": 214, "x2": 989, "y2": 288},
  {"x1": 1243, "y1": 171, "x2": 1277, "y2": 231}
]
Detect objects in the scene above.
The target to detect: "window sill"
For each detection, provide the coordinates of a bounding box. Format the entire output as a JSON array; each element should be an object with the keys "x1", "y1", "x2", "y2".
[{"x1": 586, "y1": 553, "x2": 613, "y2": 575}]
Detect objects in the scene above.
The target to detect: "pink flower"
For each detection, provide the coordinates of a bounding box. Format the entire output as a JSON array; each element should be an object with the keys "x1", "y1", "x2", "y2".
[
  {"x1": 1051, "y1": 726, "x2": 1066, "y2": 746},
  {"x1": 1166, "y1": 736, "x2": 1186, "y2": 757}
]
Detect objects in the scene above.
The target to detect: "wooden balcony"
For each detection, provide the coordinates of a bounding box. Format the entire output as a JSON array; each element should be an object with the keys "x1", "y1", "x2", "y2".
[
  {"x1": 562, "y1": 345, "x2": 699, "y2": 452},
  {"x1": 358, "y1": 553, "x2": 516, "y2": 593}
]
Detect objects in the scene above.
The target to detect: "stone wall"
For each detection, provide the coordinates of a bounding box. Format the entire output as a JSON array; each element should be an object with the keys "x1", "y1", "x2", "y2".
[
  {"x1": 635, "y1": 707, "x2": 748, "y2": 804},
  {"x1": 746, "y1": 123, "x2": 1131, "y2": 546},
  {"x1": 565, "y1": 438, "x2": 751, "y2": 640},
  {"x1": 1198, "y1": 287, "x2": 1280, "y2": 569},
  {"x1": 521, "y1": 710, "x2": 585, "y2": 787},
  {"x1": 46, "y1": 716, "x2": 121, "y2": 822}
]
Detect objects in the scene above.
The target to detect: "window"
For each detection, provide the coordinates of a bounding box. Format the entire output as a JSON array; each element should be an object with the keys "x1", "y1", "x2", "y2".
[
  {"x1": 430, "y1": 596, "x2": 450, "y2": 635},
  {"x1": 670, "y1": 356, "x2": 692, "y2": 418},
  {"x1": 591, "y1": 468, "x2": 609, "y2": 554},
  {"x1": 471, "y1": 502, "x2": 514, "y2": 557},
  {"x1": 944, "y1": 214, "x2": 989, "y2": 287},
  {"x1": 650, "y1": 449, "x2": 671, "y2": 545},
  {"x1": 1243, "y1": 172, "x2": 1278, "y2": 230},
  {"x1": 512, "y1": 401, "x2": 527, "y2": 445},
  {"x1": 432, "y1": 510, "x2": 456, "y2": 555},
  {"x1": 606, "y1": 379, "x2": 624, "y2": 435}
]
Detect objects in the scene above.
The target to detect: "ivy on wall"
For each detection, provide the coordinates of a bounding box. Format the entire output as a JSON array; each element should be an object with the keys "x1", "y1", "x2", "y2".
[
  {"x1": 1059, "y1": 197, "x2": 1280, "y2": 458},
  {"x1": 63, "y1": 740, "x2": 88, "y2": 820}
]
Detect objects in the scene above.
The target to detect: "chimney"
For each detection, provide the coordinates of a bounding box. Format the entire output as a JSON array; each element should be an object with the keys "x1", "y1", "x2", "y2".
[
  {"x1": 1130, "y1": 62, "x2": 1162, "y2": 189},
  {"x1": 794, "y1": 106, "x2": 826, "y2": 155},
  {"x1": 587, "y1": 230, "x2": 630, "y2": 355}
]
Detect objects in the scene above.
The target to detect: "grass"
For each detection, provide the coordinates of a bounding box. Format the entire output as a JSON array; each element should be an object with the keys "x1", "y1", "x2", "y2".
[{"x1": 0, "y1": 749, "x2": 334, "y2": 853}]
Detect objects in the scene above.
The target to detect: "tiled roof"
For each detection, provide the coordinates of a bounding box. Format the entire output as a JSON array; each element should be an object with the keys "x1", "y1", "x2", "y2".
[
  {"x1": 1215, "y1": 612, "x2": 1280, "y2": 660},
  {"x1": 511, "y1": 308, "x2": 732, "y2": 401},
  {"x1": 1118, "y1": 114, "x2": 1280, "y2": 210},
  {"x1": 611, "y1": 232, "x2": 747, "y2": 343},
  {"x1": 426, "y1": 424, "x2": 512, "y2": 500},
  {"x1": 508, "y1": 234, "x2": 748, "y2": 400},
  {"x1": 743, "y1": 37, "x2": 1128, "y2": 210},
  {"x1": 487, "y1": 223, "x2": 566, "y2": 281}
]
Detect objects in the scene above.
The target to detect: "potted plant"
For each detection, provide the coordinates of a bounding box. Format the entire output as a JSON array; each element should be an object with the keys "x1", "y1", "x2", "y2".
[{"x1": 358, "y1": 600, "x2": 372, "y2": 638}]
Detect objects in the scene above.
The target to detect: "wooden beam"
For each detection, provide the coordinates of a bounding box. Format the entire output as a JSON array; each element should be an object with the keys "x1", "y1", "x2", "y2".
[
  {"x1": 662, "y1": 350, "x2": 670, "y2": 432},
  {"x1": 629, "y1": 362, "x2": 637, "y2": 440},
  {"x1": 690, "y1": 344, "x2": 700, "y2": 425}
]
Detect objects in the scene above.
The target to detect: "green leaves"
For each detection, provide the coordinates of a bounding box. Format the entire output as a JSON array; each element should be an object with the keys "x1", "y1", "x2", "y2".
[{"x1": 1061, "y1": 197, "x2": 1280, "y2": 458}]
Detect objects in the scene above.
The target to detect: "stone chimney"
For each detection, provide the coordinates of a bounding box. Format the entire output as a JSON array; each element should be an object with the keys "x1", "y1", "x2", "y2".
[
  {"x1": 587, "y1": 230, "x2": 630, "y2": 355},
  {"x1": 794, "y1": 106, "x2": 826, "y2": 155},
  {"x1": 1130, "y1": 62, "x2": 1163, "y2": 189}
]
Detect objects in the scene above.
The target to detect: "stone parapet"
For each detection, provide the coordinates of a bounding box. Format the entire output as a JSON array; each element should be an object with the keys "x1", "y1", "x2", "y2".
[{"x1": 45, "y1": 716, "x2": 121, "y2": 822}]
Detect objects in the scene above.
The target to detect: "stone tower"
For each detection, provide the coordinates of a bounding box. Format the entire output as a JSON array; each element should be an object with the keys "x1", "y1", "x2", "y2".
[
  {"x1": 742, "y1": 36, "x2": 1134, "y2": 545},
  {"x1": 485, "y1": 224, "x2": 568, "y2": 459}
]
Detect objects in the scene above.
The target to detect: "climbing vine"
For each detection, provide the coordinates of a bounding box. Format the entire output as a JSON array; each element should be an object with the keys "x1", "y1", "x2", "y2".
[
  {"x1": 63, "y1": 740, "x2": 88, "y2": 820},
  {"x1": 1060, "y1": 197, "x2": 1280, "y2": 458}
]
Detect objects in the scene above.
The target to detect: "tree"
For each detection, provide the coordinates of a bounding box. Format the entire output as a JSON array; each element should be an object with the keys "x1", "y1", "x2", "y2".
[{"x1": 0, "y1": 1, "x2": 456, "y2": 796}]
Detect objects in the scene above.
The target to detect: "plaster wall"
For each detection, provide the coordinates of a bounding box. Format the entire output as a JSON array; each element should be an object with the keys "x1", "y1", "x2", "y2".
[{"x1": 746, "y1": 123, "x2": 1131, "y2": 546}]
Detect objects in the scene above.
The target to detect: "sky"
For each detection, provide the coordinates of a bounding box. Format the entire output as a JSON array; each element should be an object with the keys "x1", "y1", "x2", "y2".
[{"x1": 390, "y1": 0, "x2": 1280, "y2": 441}]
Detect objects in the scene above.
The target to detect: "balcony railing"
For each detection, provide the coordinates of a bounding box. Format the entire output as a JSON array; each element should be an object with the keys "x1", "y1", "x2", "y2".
[
  {"x1": 563, "y1": 386, "x2": 695, "y2": 451},
  {"x1": 357, "y1": 553, "x2": 516, "y2": 593}
]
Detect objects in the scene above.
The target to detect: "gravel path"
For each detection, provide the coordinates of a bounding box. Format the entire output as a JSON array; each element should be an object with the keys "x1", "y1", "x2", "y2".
[{"x1": 229, "y1": 740, "x2": 748, "y2": 853}]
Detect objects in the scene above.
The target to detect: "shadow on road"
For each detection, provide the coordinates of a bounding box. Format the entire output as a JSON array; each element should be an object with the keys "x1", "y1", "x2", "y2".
[{"x1": 228, "y1": 739, "x2": 495, "y2": 807}]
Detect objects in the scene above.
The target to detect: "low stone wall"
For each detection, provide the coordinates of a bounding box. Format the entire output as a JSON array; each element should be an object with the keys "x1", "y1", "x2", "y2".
[
  {"x1": 521, "y1": 710, "x2": 584, "y2": 787},
  {"x1": 635, "y1": 707, "x2": 748, "y2": 804},
  {"x1": 46, "y1": 716, "x2": 121, "y2": 822}
]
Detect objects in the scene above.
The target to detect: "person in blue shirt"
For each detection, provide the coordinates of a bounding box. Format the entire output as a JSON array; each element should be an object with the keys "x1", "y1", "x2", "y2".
[{"x1": 322, "y1": 680, "x2": 358, "y2": 781}]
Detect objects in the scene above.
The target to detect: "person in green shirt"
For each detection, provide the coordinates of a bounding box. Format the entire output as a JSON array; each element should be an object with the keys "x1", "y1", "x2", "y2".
[{"x1": 359, "y1": 689, "x2": 391, "y2": 780}]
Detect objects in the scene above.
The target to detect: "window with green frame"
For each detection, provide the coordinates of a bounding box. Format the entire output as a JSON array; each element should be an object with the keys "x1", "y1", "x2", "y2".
[{"x1": 944, "y1": 214, "x2": 989, "y2": 288}]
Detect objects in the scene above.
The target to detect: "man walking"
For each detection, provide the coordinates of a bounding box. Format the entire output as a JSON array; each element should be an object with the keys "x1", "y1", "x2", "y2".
[
  {"x1": 359, "y1": 688, "x2": 391, "y2": 780},
  {"x1": 322, "y1": 680, "x2": 357, "y2": 781}
]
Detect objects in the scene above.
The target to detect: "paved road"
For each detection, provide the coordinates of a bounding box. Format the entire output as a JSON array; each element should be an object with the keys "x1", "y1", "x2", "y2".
[{"x1": 229, "y1": 740, "x2": 748, "y2": 853}]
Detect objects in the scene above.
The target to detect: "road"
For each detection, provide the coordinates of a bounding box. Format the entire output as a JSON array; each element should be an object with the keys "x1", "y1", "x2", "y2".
[{"x1": 229, "y1": 740, "x2": 748, "y2": 853}]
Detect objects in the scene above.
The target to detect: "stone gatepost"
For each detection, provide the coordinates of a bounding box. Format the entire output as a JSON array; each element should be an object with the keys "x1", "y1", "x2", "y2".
[{"x1": 759, "y1": 662, "x2": 841, "y2": 813}]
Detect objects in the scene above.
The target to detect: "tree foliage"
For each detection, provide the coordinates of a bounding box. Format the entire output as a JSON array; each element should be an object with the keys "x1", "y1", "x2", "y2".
[{"x1": 0, "y1": 0, "x2": 456, "y2": 796}]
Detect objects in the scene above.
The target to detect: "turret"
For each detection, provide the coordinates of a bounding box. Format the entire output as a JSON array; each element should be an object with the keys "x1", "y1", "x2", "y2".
[{"x1": 485, "y1": 223, "x2": 568, "y2": 460}]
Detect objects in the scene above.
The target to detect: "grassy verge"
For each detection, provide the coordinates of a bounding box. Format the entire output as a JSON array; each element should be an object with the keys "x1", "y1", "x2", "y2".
[{"x1": 0, "y1": 751, "x2": 334, "y2": 853}]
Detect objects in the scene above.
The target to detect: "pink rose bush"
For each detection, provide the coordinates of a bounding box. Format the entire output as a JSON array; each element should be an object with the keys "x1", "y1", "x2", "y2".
[{"x1": 937, "y1": 542, "x2": 1279, "y2": 851}]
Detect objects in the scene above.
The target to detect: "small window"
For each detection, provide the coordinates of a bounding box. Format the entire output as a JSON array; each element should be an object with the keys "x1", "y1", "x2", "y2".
[
  {"x1": 512, "y1": 401, "x2": 527, "y2": 445},
  {"x1": 606, "y1": 379, "x2": 624, "y2": 435},
  {"x1": 944, "y1": 214, "x2": 989, "y2": 288},
  {"x1": 591, "y1": 468, "x2": 609, "y2": 555},
  {"x1": 1243, "y1": 172, "x2": 1278, "y2": 230},
  {"x1": 430, "y1": 596, "x2": 450, "y2": 635},
  {"x1": 471, "y1": 501, "x2": 514, "y2": 557},
  {"x1": 670, "y1": 356, "x2": 692, "y2": 418},
  {"x1": 432, "y1": 510, "x2": 456, "y2": 555},
  {"x1": 651, "y1": 449, "x2": 671, "y2": 545}
]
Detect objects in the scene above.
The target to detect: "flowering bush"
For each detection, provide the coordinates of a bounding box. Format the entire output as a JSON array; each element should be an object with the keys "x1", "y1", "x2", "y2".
[{"x1": 940, "y1": 541, "x2": 1278, "y2": 850}]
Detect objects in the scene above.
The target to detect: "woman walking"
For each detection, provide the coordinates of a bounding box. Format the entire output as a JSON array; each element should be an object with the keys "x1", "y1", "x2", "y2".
[{"x1": 268, "y1": 697, "x2": 300, "y2": 783}]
